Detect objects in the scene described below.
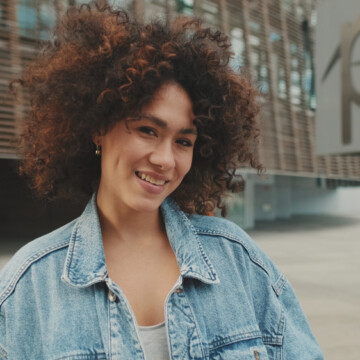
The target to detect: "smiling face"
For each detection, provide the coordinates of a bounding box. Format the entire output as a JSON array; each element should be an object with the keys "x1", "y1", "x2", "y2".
[{"x1": 95, "y1": 82, "x2": 197, "y2": 216}]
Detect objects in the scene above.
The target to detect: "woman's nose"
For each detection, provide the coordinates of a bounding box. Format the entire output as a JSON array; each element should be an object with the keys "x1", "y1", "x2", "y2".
[{"x1": 148, "y1": 141, "x2": 176, "y2": 170}]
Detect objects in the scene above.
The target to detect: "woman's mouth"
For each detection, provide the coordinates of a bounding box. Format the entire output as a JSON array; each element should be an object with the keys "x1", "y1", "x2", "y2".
[{"x1": 135, "y1": 171, "x2": 169, "y2": 186}]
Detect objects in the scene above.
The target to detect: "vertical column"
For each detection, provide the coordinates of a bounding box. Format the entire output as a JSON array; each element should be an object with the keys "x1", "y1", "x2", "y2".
[
  {"x1": 350, "y1": 156, "x2": 357, "y2": 178},
  {"x1": 324, "y1": 155, "x2": 331, "y2": 176},
  {"x1": 302, "y1": 0, "x2": 319, "y2": 173},
  {"x1": 241, "y1": 0, "x2": 266, "y2": 169},
  {"x1": 335, "y1": 155, "x2": 342, "y2": 177},
  {"x1": 303, "y1": 0, "x2": 313, "y2": 21},
  {"x1": 306, "y1": 110, "x2": 317, "y2": 172},
  {"x1": 278, "y1": 0, "x2": 301, "y2": 171},
  {"x1": 260, "y1": 0, "x2": 285, "y2": 170},
  {"x1": 240, "y1": 0, "x2": 254, "y2": 75},
  {"x1": 243, "y1": 173, "x2": 255, "y2": 229},
  {"x1": 218, "y1": 0, "x2": 229, "y2": 34},
  {"x1": 55, "y1": 0, "x2": 66, "y2": 21},
  {"x1": 133, "y1": 0, "x2": 144, "y2": 22},
  {"x1": 7, "y1": 0, "x2": 24, "y2": 140},
  {"x1": 164, "y1": 0, "x2": 172, "y2": 22},
  {"x1": 296, "y1": 13, "x2": 317, "y2": 173}
]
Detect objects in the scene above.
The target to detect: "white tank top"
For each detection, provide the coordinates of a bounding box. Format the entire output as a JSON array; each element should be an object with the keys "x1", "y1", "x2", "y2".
[{"x1": 138, "y1": 321, "x2": 170, "y2": 360}]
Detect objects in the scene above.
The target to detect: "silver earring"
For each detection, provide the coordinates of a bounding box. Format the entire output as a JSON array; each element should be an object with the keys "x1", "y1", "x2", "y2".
[{"x1": 95, "y1": 144, "x2": 101, "y2": 156}]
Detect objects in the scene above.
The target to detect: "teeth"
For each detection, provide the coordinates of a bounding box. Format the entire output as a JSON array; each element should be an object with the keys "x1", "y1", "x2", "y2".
[{"x1": 138, "y1": 172, "x2": 166, "y2": 186}]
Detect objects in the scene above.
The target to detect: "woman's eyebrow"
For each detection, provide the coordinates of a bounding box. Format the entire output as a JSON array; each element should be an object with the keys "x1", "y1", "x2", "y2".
[
  {"x1": 140, "y1": 113, "x2": 197, "y2": 135},
  {"x1": 140, "y1": 114, "x2": 167, "y2": 127}
]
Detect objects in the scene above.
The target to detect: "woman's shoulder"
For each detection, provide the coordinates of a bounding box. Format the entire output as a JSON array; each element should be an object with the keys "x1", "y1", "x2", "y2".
[
  {"x1": 188, "y1": 213, "x2": 261, "y2": 255},
  {"x1": 189, "y1": 213, "x2": 250, "y2": 241},
  {"x1": 0, "y1": 219, "x2": 76, "y2": 306},
  {"x1": 187, "y1": 213, "x2": 285, "y2": 290}
]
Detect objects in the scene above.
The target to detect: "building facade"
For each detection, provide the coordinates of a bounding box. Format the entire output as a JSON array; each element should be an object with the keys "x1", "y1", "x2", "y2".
[{"x1": 0, "y1": 0, "x2": 359, "y2": 232}]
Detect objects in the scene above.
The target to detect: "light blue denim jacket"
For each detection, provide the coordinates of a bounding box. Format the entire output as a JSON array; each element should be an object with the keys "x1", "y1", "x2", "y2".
[{"x1": 0, "y1": 194, "x2": 323, "y2": 360}]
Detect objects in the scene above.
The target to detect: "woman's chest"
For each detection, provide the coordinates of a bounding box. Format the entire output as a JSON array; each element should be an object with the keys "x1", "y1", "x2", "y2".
[
  {"x1": 105, "y1": 246, "x2": 181, "y2": 327},
  {"x1": 9, "y1": 278, "x2": 282, "y2": 360}
]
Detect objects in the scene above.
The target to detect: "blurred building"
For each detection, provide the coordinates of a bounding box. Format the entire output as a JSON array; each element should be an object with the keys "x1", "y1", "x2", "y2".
[
  {"x1": 0, "y1": 0, "x2": 359, "y2": 235},
  {"x1": 315, "y1": 0, "x2": 360, "y2": 155}
]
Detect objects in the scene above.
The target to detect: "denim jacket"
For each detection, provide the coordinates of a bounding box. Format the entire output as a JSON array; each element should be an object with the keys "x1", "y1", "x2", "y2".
[{"x1": 0, "y1": 194, "x2": 323, "y2": 360}]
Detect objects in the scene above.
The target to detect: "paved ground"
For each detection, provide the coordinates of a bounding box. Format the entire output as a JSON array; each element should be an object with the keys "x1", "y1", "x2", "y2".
[
  {"x1": 248, "y1": 215, "x2": 360, "y2": 360},
  {"x1": 1, "y1": 215, "x2": 359, "y2": 359}
]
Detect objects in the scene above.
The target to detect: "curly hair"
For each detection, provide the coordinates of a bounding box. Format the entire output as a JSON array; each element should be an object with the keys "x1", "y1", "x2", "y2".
[{"x1": 11, "y1": 0, "x2": 262, "y2": 216}]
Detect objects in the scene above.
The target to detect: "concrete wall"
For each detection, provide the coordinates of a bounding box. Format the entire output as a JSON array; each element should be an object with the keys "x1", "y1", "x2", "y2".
[
  {"x1": 292, "y1": 184, "x2": 360, "y2": 218},
  {"x1": 275, "y1": 176, "x2": 292, "y2": 219},
  {"x1": 253, "y1": 174, "x2": 277, "y2": 221},
  {"x1": 248, "y1": 174, "x2": 360, "y2": 227}
]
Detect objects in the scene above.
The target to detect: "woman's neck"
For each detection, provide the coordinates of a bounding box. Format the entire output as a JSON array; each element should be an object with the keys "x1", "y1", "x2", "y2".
[{"x1": 96, "y1": 193, "x2": 166, "y2": 249}]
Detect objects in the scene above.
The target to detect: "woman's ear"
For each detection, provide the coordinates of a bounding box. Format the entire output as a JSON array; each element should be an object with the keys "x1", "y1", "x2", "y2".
[
  {"x1": 93, "y1": 136, "x2": 100, "y2": 147},
  {"x1": 92, "y1": 132, "x2": 103, "y2": 147},
  {"x1": 93, "y1": 126, "x2": 107, "y2": 146},
  {"x1": 93, "y1": 134, "x2": 102, "y2": 156}
]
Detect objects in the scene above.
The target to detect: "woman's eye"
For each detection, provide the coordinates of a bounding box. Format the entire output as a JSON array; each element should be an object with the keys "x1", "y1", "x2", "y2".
[
  {"x1": 177, "y1": 139, "x2": 193, "y2": 147},
  {"x1": 139, "y1": 127, "x2": 157, "y2": 136}
]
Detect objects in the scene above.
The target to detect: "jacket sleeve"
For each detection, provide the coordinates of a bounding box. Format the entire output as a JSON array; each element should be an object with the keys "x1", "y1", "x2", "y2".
[
  {"x1": 226, "y1": 222, "x2": 324, "y2": 359},
  {"x1": 278, "y1": 279, "x2": 324, "y2": 359},
  {"x1": 0, "y1": 306, "x2": 7, "y2": 360}
]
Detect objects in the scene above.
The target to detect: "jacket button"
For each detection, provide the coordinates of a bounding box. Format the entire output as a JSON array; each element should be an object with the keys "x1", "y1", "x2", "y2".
[
  {"x1": 174, "y1": 288, "x2": 183, "y2": 293},
  {"x1": 108, "y1": 290, "x2": 117, "y2": 302}
]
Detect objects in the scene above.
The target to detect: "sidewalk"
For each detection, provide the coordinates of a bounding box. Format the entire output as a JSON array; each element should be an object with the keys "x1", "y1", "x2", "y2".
[
  {"x1": 248, "y1": 215, "x2": 360, "y2": 360},
  {"x1": 1, "y1": 215, "x2": 359, "y2": 359}
]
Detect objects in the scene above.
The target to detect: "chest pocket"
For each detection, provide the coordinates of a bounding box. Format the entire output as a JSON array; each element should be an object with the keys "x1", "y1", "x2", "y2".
[{"x1": 208, "y1": 335, "x2": 269, "y2": 360}]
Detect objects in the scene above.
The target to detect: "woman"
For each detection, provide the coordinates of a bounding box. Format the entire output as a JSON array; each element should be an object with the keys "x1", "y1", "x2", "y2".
[{"x1": 0, "y1": 2, "x2": 323, "y2": 359}]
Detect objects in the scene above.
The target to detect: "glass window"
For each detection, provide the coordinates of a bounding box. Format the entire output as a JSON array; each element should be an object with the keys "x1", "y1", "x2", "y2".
[
  {"x1": 302, "y1": 18, "x2": 316, "y2": 109},
  {"x1": 282, "y1": 0, "x2": 292, "y2": 13},
  {"x1": 196, "y1": 0, "x2": 219, "y2": 27},
  {"x1": 310, "y1": 11, "x2": 317, "y2": 27},
  {"x1": 270, "y1": 32, "x2": 281, "y2": 43},
  {"x1": 304, "y1": 51, "x2": 316, "y2": 109},
  {"x1": 16, "y1": 1, "x2": 59, "y2": 39},
  {"x1": 202, "y1": 12, "x2": 217, "y2": 26},
  {"x1": 278, "y1": 67, "x2": 287, "y2": 99},
  {"x1": 259, "y1": 64, "x2": 269, "y2": 94},
  {"x1": 113, "y1": 0, "x2": 133, "y2": 9},
  {"x1": 19, "y1": 0, "x2": 35, "y2": 6},
  {"x1": 295, "y1": 5, "x2": 304, "y2": 19},
  {"x1": 17, "y1": 4, "x2": 37, "y2": 36},
  {"x1": 250, "y1": 51, "x2": 259, "y2": 67},
  {"x1": 249, "y1": 34, "x2": 260, "y2": 47},
  {"x1": 177, "y1": 0, "x2": 194, "y2": 15},
  {"x1": 249, "y1": 21, "x2": 260, "y2": 33},
  {"x1": 230, "y1": 27, "x2": 245, "y2": 70},
  {"x1": 288, "y1": 43, "x2": 301, "y2": 104},
  {"x1": 201, "y1": 0, "x2": 218, "y2": 15},
  {"x1": 39, "y1": 3, "x2": 56, "y2": 29},
  {"x1": 290, "y1": 43, "x2": 298, "y2": 54},
  {"x1": 144, "y1": 0, "x2": 167, "y2": 21}
]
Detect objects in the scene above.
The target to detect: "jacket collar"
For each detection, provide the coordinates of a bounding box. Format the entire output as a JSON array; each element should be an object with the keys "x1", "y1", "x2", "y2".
[
  {"x1": 61, "y1": 194, "x2": 107, "y2": 287},
  {"x1": 161, "y1": 198, "x2": 219, "y2": 284},
  {"x1": 62, "y1": 194, "x2": 219, "y2": 287}
]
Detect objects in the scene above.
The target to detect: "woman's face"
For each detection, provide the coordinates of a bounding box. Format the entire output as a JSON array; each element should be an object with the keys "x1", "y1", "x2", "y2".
[{"x1": 96, "y1": 82, "x2": 197, "y2": 215}]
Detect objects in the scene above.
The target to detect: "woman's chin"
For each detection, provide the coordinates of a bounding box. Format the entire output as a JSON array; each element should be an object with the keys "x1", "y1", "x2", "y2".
[{"x1": 128, "y1": 197, "x2": 165, "y2": 214}]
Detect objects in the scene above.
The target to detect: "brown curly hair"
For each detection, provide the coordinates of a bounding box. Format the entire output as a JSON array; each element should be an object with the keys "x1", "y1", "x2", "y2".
[{"x1": 12, "y1": 0, "x2": 262, "y2": 215}]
